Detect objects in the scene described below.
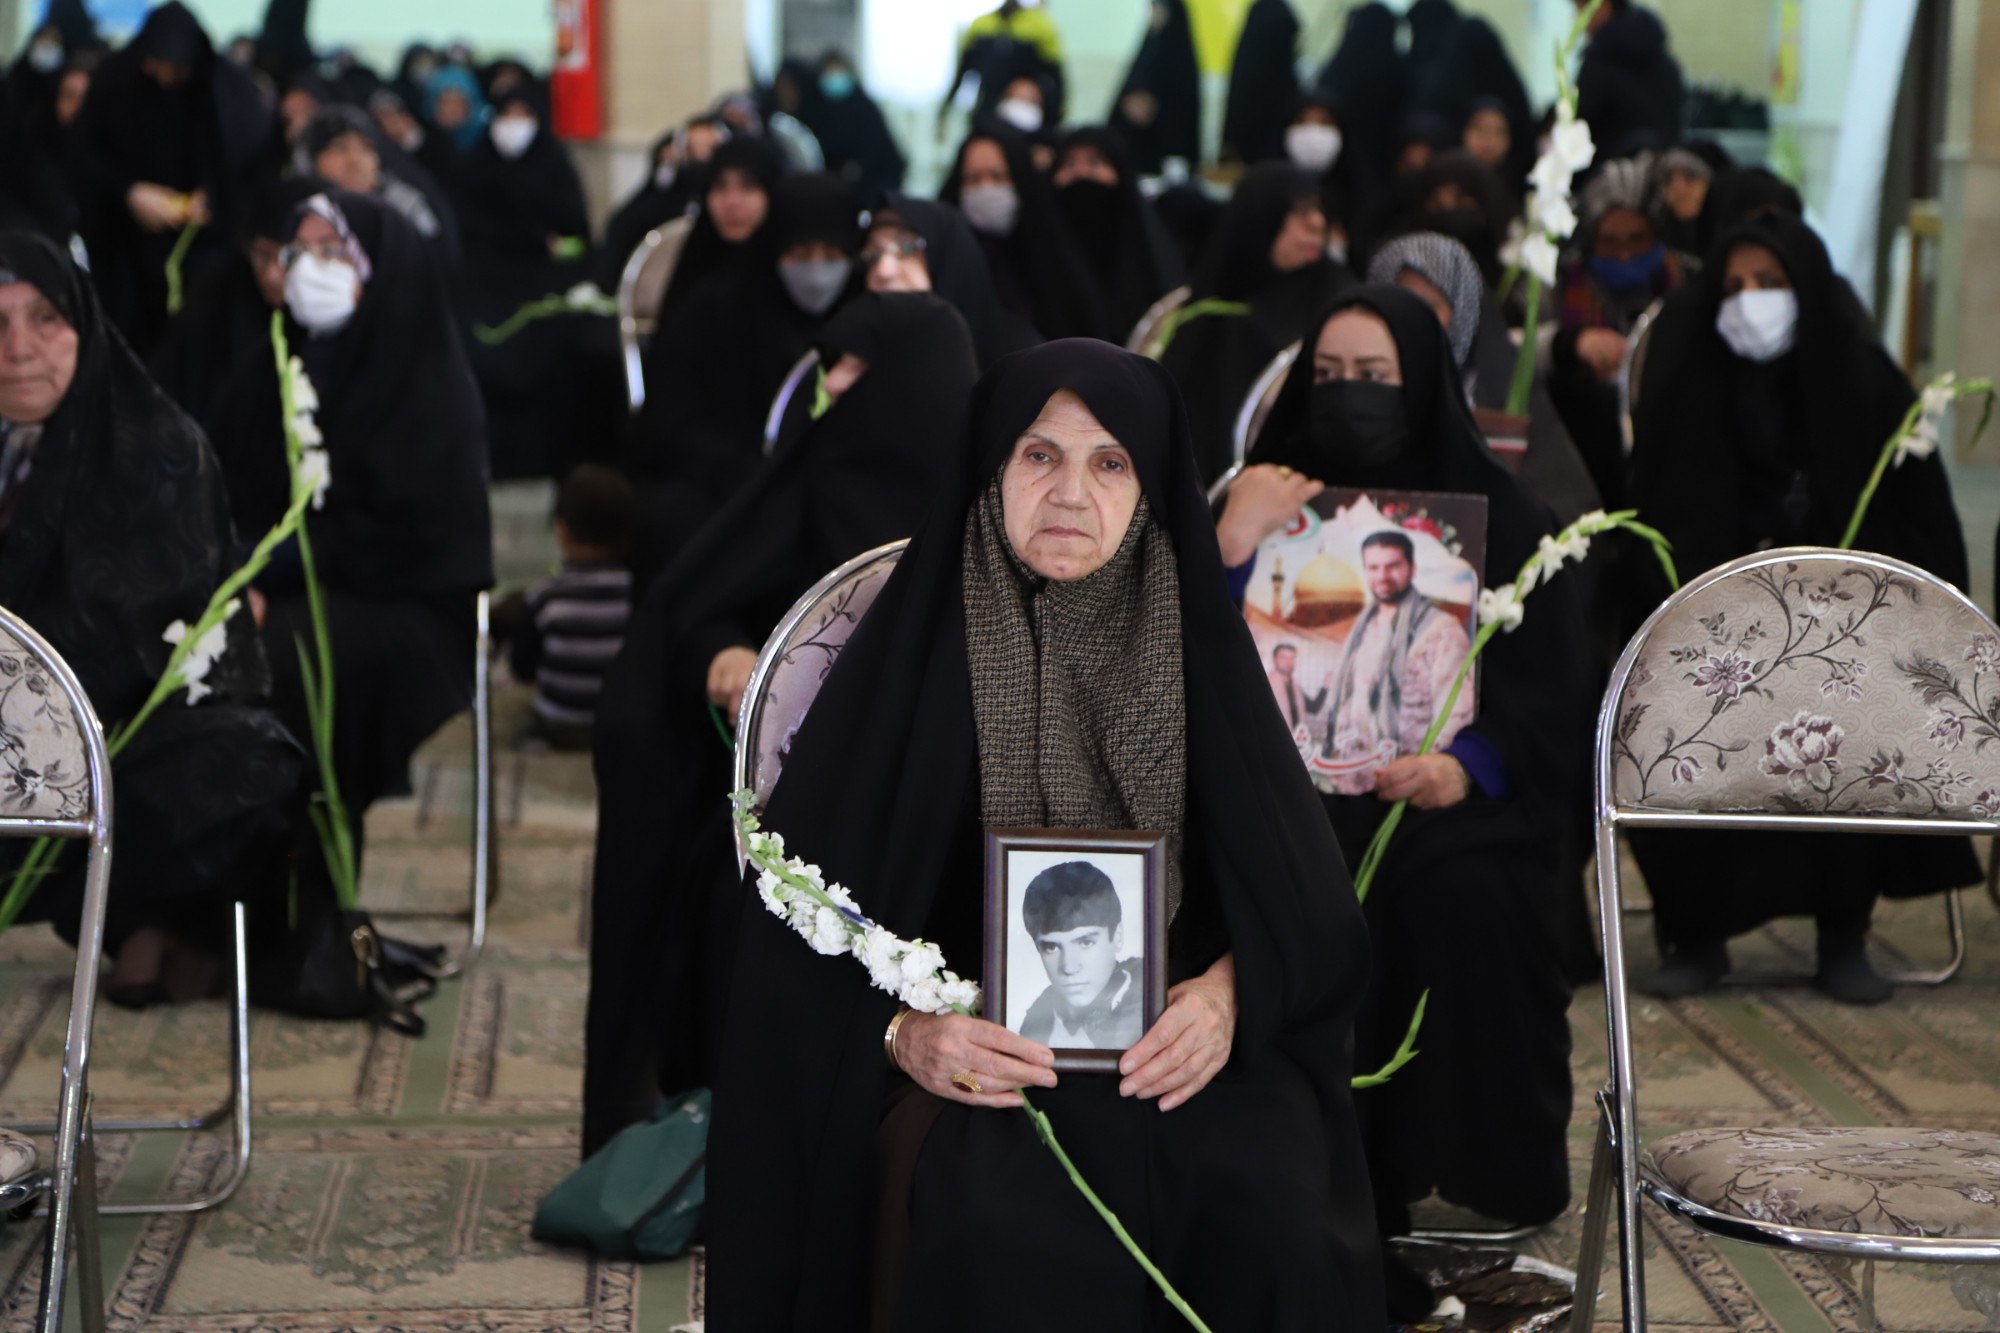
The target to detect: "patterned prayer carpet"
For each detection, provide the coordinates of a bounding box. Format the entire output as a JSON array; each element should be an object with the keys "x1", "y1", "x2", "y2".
[{"x1": 0, "y1": 481, "x2": 1993, "y2": 1330}]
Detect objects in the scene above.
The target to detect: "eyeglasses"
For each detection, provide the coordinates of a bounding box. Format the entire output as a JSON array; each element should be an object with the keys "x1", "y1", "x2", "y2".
[
  {"x1": 279, "y1": 240, "x2": 350, "y2": 269},
  {"x1": 861, "y1": 237, "x2": 926, "y2": 266}
]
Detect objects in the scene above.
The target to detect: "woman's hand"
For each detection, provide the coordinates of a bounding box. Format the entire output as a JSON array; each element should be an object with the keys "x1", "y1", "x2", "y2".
[
  {"x1": 1575, "y1": 327, "x2": 1628, "y2": 382},
  {"x1": 1119, "y1": 953, "x2": 1236, "y2": 1111},
  {"x1": 1373, "y1": 754, "x2": 1470, "y2": 809},
  {"x1": 1215, "y1": 464, "x2": 1324, "y2": 568},
  {"x1": 127, "y1": 183, "x2": 190, "y2": 233},
  {"x1": 705, "y1": 646, "x2": 759, "y2": 724},
  {"x1": 894, "y1": 1011, "x2": 1057, "y2": 1109}
]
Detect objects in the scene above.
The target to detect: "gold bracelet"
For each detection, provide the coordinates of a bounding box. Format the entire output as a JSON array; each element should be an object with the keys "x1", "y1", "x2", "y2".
[{"x1": 883, "y1": 1006, "x2": 913, "y2": 1070}]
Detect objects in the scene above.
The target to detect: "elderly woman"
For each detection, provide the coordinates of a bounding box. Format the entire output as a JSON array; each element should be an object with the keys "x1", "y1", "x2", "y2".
[
  {"x1": 0, "y1": 230, "x2": 299, "y2": 1001},
  {"x1": 1214, "y1": 287, "x2": 1589, "y2": 1251},
  {"x1": 706, "y1": 339, "x2": 1382, "y2": 1331}
]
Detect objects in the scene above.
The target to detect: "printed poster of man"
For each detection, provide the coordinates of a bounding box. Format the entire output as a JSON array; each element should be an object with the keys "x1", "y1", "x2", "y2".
[{"x1": 1243, "y1": 489, "x2": 1488, "y2": 794}]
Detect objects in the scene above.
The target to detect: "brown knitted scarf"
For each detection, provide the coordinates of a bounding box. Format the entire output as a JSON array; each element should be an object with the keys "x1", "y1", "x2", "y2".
[{"x1": 962, "y1": 476, "x2": 1188, "y2": 919}]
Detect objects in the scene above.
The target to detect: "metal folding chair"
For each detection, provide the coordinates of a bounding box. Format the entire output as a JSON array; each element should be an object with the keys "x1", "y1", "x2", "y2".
[
  {"x1": 372, "y1": 590, "x2": 497, "y2": 976},
  {"x1": 1576, "y1": 548, "x2": 2000, "y2": 1333},
  {"x1": 1125, "y1": 285, "x2": 1193, "y2": 359},
  {"x1": 763, "y1": 349, "x2": 822, "y2": 460},
  {"x1": 0, "y1": 609, "x2": 114, "y2": 1331},
  {"x1": 732, "y1": 542, "x2": 906, "y2": 851},
  {"x1": 1204, "y1": 340, "x2": 1301, "y2": 503},
  {"x1": 616, "y1": 218, "x2": 690, "y2": 414}
]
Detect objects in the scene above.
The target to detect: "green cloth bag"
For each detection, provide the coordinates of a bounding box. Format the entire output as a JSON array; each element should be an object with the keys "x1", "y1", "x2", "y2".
[{"x1": 533, "y1": 1088, "x2": 709, "y2": 1260}]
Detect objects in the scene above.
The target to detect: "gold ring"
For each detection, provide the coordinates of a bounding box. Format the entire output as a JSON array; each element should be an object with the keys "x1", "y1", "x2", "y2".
[
  {"x1": 950, "y1": 1071, "x2": 983, "y2": 1095},
  {"x1": 1277, "y1": 465, "x2": 1294, "y2": 478}
]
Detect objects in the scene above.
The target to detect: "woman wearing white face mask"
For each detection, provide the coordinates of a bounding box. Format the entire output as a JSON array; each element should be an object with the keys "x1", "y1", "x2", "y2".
[
  {"x1": 1626, "y1": 211, "x2": 1976, "y2": 1007},
  {"x1": 940, "y1": 125, "x2": 1103, "y2": 345}
]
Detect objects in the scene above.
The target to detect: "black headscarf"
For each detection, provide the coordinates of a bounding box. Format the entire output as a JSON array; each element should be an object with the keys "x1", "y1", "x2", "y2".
[
  {"x1": 0, "y1": 229, "x2": 248, "y2": 717},
  {"x1": 1417, "y1": 19, "x2": 1535, "y2": 191},
  {"x1": 644, "y1": 133, "x2": 786, "y2": 313},
  {"x1": 1405, "y1": 0, "x2": 1463, "y2": 81},
  {"x1": 1166, "y1": 162, "x2": 1352, "y2": 479},
  {"x1": 44, "y1": 0, "x2": 102, "y2": 51},
  {"x1": 255, "y1": 0, "x2": 314, "y2": 86},
  {"x1": 705, "y1": 338, "x2": 1382, "y2": 1330},
  {"x1": 1576, "y1": 3, "x2": 1686, "y2": 158},
  {"x1": 450, "y1": 79, "x2": 590, "y2": 294},
  {"x1": 1051, "y1": 127, "x2": 1186, "y2": 340},
  {"x1": 862, "y1": 193, "x2": 1013, "y2": 366},
  {"x1": 583, "y1": 293, "x2": 981, "y2": 1153},
  {"x1": 1223, "y1": 0, "x2": 1303, "y2": 164},
  {"x1": 799, "y1": 52, "x2": 907, "y2": 194},
  {"x1": 939, "y1": 124, "x2": 1106, "y2": 344},
  {"x1": 1386, "y1": 147, "x2": 1516, "y2": 282},
  {"x1": 1630, "y1": 212, "x2": 1966, "y2": 602},
  {"x1": 1110, "y1": 0, "x2": 1203, "y2": 172}
]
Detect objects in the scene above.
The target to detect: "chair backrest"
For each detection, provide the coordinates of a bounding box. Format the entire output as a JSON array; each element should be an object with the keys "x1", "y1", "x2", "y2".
[
  {"x1": 1599, "y1": 547, "x2": 2000, "y2": 824},
  {"x1": 763, "y1": 349, "x2": 823, "y2": 459},
  {"x1": 0, "y1": 616, "x2": 105, "y2": 832},
  {"x1": 616, "y1": 219, "x2": 691, "y2": 414},
  {"x1": 733, "y1": 541, "x2": 906, "y2": 815},
  {"x1": 1125, "y1": 285, "x2": 1194, "y2": 358},
  {"x1": 1206, "y1": 341, "x2": 1301, "y2": 502},
  {"x1": 1618, "y1": 298, "x2": 1662, "y2": 452}
]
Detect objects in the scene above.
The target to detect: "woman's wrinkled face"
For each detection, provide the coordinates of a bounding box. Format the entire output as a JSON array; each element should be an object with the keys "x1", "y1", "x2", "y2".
[
  {"x1": 1312, "y1": 308, "x2": 1402, "y2": 385},
  {"x1": 0, "y1": 282, "x2": 81, "y2": 426},
  {"x1": 960, "y1": 138, "x2": 1011, "y2": 191},
  {"x1": 1270, "y1": 199, "x2": 1329, "y2": 272},
  {"x1": 1000, "y1": 390, "x2": 1141, "y2": 581},
  {"x1": 707, "y1": 168, "x2": 769, "y2": 243}
]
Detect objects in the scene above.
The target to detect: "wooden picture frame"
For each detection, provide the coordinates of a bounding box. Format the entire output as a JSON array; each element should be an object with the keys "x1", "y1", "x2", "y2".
[{"x1": 982, "y1": 828, "x2": 1169, "y2": 1075}]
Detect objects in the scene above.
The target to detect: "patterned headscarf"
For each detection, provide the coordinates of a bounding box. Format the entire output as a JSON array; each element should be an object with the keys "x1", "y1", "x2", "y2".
[
  {"x1": 296, "y1": 193, "x2": 376, "y2": 282},
  {"x1": 1368, "y1": 231, "x2": 1486, "y2": 370},
  {"x1": 963, "y1": 477, "x2": 1188, "y2": 919}
]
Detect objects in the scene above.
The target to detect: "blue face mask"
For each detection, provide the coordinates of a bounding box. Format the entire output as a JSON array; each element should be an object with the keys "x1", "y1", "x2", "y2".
[
  {"x1": 1591, "y1": 244, "x2": 1666, "y2": 292},
  {"x1": 820, "y1": 70, "x2": 856, "y2": 101}
]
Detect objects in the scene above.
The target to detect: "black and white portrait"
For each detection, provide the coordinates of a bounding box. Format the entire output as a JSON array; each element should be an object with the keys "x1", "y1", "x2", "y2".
[{"x1": 985, "y1": 830, "x2": 1167, "y2": 1072}]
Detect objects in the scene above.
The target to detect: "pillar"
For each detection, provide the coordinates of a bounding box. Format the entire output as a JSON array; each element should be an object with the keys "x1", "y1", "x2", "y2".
[
  {"x1": 1935, "y1": 0, "x2": 2000, "y2": 459},
  {"x1": 569, "y1": 0, "x2": 748, "y2": 227}
]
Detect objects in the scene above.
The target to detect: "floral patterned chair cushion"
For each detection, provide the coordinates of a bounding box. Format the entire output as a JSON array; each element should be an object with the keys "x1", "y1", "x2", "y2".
[
  {"x1": 0, "y1": 626, "x2": 91, "y2": 821},
  {"x1": 1609, "y1": 553, "x2": 2000, "y2": 818},
  {"x1": 743, "y1": 545, "x2": 903, "y2": 808},
  {"x1": 1644, "y1": 1126, "x2": 2000, "y2": 1238},
  {"x1": 0, "y1": 1127, "x2": 34, "y2": 1185}
]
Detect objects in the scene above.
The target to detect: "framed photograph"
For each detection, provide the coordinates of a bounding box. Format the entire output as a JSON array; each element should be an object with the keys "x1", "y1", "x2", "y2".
[
  {"x1": 982, "y1": 828, "x2": 1169, "y2": 1074},
  {"x1": 1241, "y1": 487, "x2": 1489, "y2": 796}
]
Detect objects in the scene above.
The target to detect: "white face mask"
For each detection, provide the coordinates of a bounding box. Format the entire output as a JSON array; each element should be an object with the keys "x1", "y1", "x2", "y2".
[
  {"x1": 959, "y1": 183, "x2": 1020, "y2": 236},
  {"x1": 490, "y1": 116, "x2": 538, "y2": 160},
  {"x1": 1286, "y1": 122, "x2": 1343, "y2": 172},
  {"x1": 27, "y1": 40, "x2": 63, "y2": 74},
  {"x1": 779, "y1": 257, "x2": 852, "y2": 315},
  {"x1": 653, "y1": 161, "x2": 678, "y2": 192},
  {"x1": 285, "y1": 253, "x2": 360, "y2": 334},
  {"x1": 995, "y1": 97, "x2": 1044, "y2": 134},
  {"x1": 1715, "y1": 288, "x2": 1798, "y2": 363}
]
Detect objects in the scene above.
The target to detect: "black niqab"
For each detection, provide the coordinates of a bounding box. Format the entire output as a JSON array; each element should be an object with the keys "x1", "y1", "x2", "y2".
[
  {"x1": 706, "y1": 338, "x2": 1383, "y2": 1330},
  {"x1": 1051, "y1": 127, "x2": 1186, "y2": 340},
  {"x1": 1315, "y1": 3, "x2": 1408, "y2": 222}
]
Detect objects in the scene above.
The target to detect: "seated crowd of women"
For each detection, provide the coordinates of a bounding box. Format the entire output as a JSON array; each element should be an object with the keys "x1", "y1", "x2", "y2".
[{"x1": 0, "y1": 5, "x2": 1978, "y2": 1330}]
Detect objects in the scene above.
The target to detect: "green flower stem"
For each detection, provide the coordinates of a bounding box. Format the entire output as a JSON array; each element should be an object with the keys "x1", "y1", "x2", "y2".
[
  {"x1": 1152, "y1": 299, "x2": 1250, "y2": 357},
  {"x1": 1504, "y1": 275, "x2": 1542, "y2": 418},
  {"x1": 473, "y1": 293, "x2": 616, "y2": 345},
  {"x1": 1351, "y1": 991, "x2": 1429, "y2": 1088},
  {"x1": 708, "y1": 702, "x2": 735, "y2": 750},
  {"x1": 1838, "y1": 382, "x2": 1992, "y2": 550},
  {"x1": 164, "y1": 220, "x2": 202, "y2": 317}
]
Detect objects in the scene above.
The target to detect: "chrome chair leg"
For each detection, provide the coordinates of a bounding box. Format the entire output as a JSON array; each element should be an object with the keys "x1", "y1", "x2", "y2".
[
  {"x1": 1859, "y1": 1257, "x2": 1880, "y2": 1333},
  {"x1": 1570, "y1": 1098, "x2": 1620, "y2": 1333},
  {"x1": 1723, "y1": 888, "x2": 1966, "y2": 989},
  {"x1": 73, "y1": 1115, "x2": 105, "y2": 1333}
]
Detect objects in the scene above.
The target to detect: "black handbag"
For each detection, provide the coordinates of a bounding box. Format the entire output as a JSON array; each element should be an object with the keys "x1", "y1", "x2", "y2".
[{"x1": 249, "y1": 894, "x2": 448, "y2": 1036}]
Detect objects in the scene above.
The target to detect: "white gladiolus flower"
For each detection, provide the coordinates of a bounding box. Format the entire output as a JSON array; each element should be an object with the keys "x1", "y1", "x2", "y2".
[
  {"x1": 296, "y1": 448, "x2": 331, "y2": 510},
  {"x1": 1520, "y1": 233, "x2": 1561, "y2": 288},
  {"x1": 809, "y1": 904, "x2": 852, "y2": 956},
  {"x1": 898, "y1": 940, "x2": 945, "y2": 986},
  {"x1": 856, "y1": 928, "x2": 906, "y2": 994},
  {"x1": 903, "y1": 974, "x2": 945, "y2": 1014},
  {"x1": 937, "y1": 973, "x2": 981, "y2": 1012},
  {"x1": 1531, "y1": 190, "x2": 1578, "y2": 242},
  {"x1": 285, "y1": 356, "x2": 319, "y2": 414},
  {"x1": 566, "y1": 282, "x2": 604, "y2": 306},
  {"x1": 290, "y1": 412, "x2": 323, "y2": 449},
  {"x1": 1478, "y1": 585, "x2": 1525, "y2": 633},
  {"x1": 1547, "y1": 112, "x2": 1595, "y2": 176},
  {"x1": 162, "y1": 601, "x2": 237, "y2": 704},
  {"x1": 1896, "y1": 419, "x2": 1940, "y2": 467}
]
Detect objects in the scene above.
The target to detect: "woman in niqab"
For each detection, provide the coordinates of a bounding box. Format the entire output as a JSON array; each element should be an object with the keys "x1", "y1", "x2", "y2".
[
  {"x1": 1163, "y1": 162, "x2": 1352, "y2": 482},
  {"x1": 1109, "y1": 0, "x2": 1202, "y2": 174},
  {"x1": 1215, "y1": 286, "x2": 1589, "y2": 1256},
  {"x1": 0, "y1": 230, "x2": 300, "y2": 1001},
  {"x1": 799, "y1": 51, "x2": 907, "y2": 193},
  {"x1": 939, "y1": 124, "x2": 1105, "y2": 346},
  {"x1": 583, "y1": 292, "x2": 982, "y2": 1155},
  {"x1": 208, "y1": 192, "x2": 491, "y2": 875},
  {"x1": 1222, "y1": 0, "x2": 1302, "y2": 165},
  {"x1": 1624, "y1": 211, "x2": 1976, "y2": 1005},
  {"x1": 705, "y1": 338, "x2": 1384, "y2": 1332},
  {"x1": 1314, "y1": 3, "x2": 1408, "y2": 234},
  {"x1": 1049, "y1": 128, "x2": 1185, "y2": 342}
]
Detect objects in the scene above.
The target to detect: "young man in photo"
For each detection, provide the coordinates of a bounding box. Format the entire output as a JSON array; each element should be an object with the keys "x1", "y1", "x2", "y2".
[{"x1": 1018, "y1": 861, "x2": 1144, "y2": 1049}]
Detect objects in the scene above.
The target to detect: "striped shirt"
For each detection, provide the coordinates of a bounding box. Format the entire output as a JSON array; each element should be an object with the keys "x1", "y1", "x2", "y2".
[{"x1": 511, "y1": 562, "x2": 633, "y2": 731}]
